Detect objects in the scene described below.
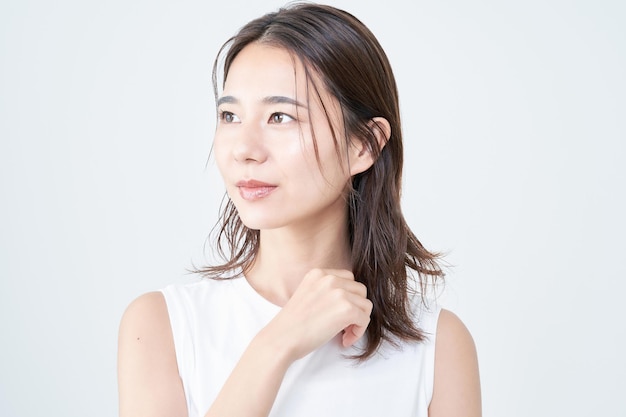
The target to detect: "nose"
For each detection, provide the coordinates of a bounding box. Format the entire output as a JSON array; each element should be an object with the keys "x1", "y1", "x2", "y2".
[{"x1": 232, "y1": 122, "x2": 268, "y2": 163}]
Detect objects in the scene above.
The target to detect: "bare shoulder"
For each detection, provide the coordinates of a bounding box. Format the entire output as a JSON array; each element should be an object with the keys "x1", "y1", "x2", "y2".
[
  {"x1": 118, "y1": 292, "x2": 175, "y2": 356},
  {"x1": 436, "y1": 309, "x2": 476, "y2": 348},
  {"x1": 119, "y1": 291, "x2": 170, "y2": 336},
  {"x1": 429, "y1": 309, "x2": 482, "y2": 417},
  {"x1": 118, "y1": 292, "x2": 187, "y2": 417}
]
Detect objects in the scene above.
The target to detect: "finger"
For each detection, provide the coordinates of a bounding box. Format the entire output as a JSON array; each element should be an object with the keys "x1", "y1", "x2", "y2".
[
  {"x1": 323, "y1": 271, "x2": 368, "y2": 299},
  {"x1": 339, "y1": 295, "x2": 372, "y2": 347},
  {"x1": 320, "y1": 269, "x2": 354, "y2": 280},
  {"x1": 340, "y1": 291, "x2": 373, "y2": 315},
  {"x1": 342, "y1": 322, "x2": 369, "y2": 347},
  {"x1": 335, "y1": 279, "x2": 368, "y2": 300},
  {"x1": 309, "y1": 272, "x2": 363, "y2": 298}
]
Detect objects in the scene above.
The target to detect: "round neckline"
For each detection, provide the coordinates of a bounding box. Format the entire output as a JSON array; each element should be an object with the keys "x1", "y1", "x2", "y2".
[{"x1": 234, "y1": 275, "x2": 283, "y2": 315}]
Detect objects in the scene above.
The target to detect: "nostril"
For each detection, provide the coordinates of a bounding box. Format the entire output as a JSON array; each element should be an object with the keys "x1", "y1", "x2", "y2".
[{"x1": 232, "y1": 138, "x2": 267, "y2": 164}]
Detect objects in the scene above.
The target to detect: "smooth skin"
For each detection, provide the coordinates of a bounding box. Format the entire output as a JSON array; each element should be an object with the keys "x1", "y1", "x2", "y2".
[{"x1": 118, "y1": 43, "x2": 481, "y2": 417}]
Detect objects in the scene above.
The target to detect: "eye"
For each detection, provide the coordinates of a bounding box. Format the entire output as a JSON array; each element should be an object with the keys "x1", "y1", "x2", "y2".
[
  {"x1": 268, "y1": 112, "x2": 294, "y2": 124},
  {"x1": 219, "y1": 111, "x2": 240, "y2": 124}
]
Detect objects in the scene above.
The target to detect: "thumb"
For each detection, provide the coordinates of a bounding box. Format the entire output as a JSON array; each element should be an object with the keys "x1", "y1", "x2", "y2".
[{"x1": 341, "y1": 324, "x2": 366, "y2": 348}]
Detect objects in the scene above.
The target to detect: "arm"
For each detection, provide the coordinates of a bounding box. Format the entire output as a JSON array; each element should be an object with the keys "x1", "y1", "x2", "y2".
[
  {"x1": 202, "y1": 324, "x2": 292, "y2": 416},
  {"x1": 117, "y1": 292, "x2": 188, "y2": 417},
  {"x1": 118, "y1": 301, "x2": 292, "y2": 417},
  {"x1": 429, "y1": 309, "x2": 482, "y2": 417},
  {"x1": 205, "y1": 268, "x2": 372, "y2": 417},
  {"x1": 117, "y1": 269, "x2": 371, "y2": 417}
]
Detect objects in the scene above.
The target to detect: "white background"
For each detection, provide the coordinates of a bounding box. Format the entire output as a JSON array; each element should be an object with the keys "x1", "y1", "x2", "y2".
[{"x1": 1, "y1": 0, "x2": 624, "y2": 416}]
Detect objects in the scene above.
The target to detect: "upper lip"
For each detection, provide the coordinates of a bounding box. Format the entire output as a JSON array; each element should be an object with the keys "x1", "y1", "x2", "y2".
[{"x1": 236, "y1": 179, "x2": 277, "y2": 188}]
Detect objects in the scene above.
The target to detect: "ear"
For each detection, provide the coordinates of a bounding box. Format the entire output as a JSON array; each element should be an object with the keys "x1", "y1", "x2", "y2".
[{"x1": 349, "y1": 117, "x2": 391, "y2": 176}]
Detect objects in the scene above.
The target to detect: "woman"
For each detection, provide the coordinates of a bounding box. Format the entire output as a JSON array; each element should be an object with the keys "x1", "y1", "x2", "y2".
[{"x1": 118, "y1": 3, "x2": 481, "y2": 417}]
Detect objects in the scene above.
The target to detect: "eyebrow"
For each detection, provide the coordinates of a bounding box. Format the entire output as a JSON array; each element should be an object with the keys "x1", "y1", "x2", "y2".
[{"x1": 217, "y1": 95, "x2": 307, "y2": 109}]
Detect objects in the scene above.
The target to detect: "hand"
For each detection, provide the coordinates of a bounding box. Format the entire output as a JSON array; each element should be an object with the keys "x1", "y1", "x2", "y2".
[{"x1": 260, "y1": 268, "x2": 373, "y2": 362}]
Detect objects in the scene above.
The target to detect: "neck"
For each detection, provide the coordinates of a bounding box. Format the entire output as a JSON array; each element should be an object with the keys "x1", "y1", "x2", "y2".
[{"x1": 244, "y1": 210, "x2": 352, "y2": 306}]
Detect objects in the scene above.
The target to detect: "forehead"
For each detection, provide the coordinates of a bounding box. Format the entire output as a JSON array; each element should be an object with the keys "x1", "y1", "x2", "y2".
[
  {"x1": 223, "y1": 43, "x2": 303, "y2": 95},
  {"x1": 222, "y1": 42, "x2": 340, "y2": 111}
]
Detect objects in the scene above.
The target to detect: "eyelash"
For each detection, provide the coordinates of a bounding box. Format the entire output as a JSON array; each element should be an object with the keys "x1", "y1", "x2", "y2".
[
  {"x1": 218, "y1": 111, "x2": 295, "y2": 124},
  {"x1": 218, "y1": 110, "x2": 238, "y2": 123},
  {"x1": 268, "y1": 112, "x2": 295, "y2": 124}
]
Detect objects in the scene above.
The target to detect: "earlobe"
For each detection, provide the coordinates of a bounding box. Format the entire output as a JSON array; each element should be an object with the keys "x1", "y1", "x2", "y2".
[{"x1": 349, "y1": 117, "x2": 391, "y2": 176}]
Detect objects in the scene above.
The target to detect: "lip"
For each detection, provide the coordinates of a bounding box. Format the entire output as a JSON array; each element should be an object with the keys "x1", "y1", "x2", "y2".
[
  {"x1": 236, "y1": 179, "x2": 276, "y2": 188},
  {"x1": 236, "y1": 179, "x2": 277, "y2": 201}
]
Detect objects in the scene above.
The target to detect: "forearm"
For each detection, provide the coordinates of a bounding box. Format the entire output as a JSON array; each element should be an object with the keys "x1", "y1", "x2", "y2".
[
  {"x1": 204, "y1": 329, "x2": 293, "y2": 417},
  {"x1": 205, "y1": 269, "x2": 371, "y2": 417}
]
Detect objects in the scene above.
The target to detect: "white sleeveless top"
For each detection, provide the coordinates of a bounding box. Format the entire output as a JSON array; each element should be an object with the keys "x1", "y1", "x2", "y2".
[{"x1": 160, "y1": 277, "x2": 440, "y2": 417}]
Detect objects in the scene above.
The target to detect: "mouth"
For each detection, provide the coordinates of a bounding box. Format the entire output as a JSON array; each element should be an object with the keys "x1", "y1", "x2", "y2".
[{"x1": 236, "y1": 179, "x2": 277, "y2": 201}]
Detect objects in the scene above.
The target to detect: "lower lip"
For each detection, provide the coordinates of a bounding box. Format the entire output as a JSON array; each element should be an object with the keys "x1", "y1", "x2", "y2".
[{"x1": 238, "y1": 186, "x2": 277, "y2": 201}]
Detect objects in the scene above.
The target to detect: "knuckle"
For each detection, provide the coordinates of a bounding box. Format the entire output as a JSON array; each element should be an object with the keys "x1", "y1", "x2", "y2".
[
  {"x1": 330, "y1": 287, "x2": 346, "y2": 301},
  {"x1": 323, "y1": 274, "x2": 340, "y2": 289},
  {"x1": 358, "y1": 282, "x2": 368, "y2": 297},
  {"x1": 307, "y1": 268, "x2": 324, "y2": 279},
  {"x1": 336, "y1": 296, "x2": 353, "y2": 313}
]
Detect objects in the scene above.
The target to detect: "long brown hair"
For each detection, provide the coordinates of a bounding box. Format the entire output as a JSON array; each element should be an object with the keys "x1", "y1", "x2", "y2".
[{"x1": 198, "y1": 2, "x2": 444, "y2": 360}]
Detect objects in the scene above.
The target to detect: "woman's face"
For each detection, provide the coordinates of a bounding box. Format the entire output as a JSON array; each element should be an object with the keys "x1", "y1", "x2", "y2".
[{"x1": 214, "y1": 43, "x2": 357, "y2": 232}]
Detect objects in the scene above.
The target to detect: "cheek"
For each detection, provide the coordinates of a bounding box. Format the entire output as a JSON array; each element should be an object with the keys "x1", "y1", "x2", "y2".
[{"x1": 212, "y1": 135, "x2": 230, "y2": 175}]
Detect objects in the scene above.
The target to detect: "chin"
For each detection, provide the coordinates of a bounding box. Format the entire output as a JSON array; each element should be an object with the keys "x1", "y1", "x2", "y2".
[
  {"x1": 230, "y1": 197, "x2": 288, "y2": 231},
  {"x1": 236, "y1": 211, "x2": 285, "y2": 231}
]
